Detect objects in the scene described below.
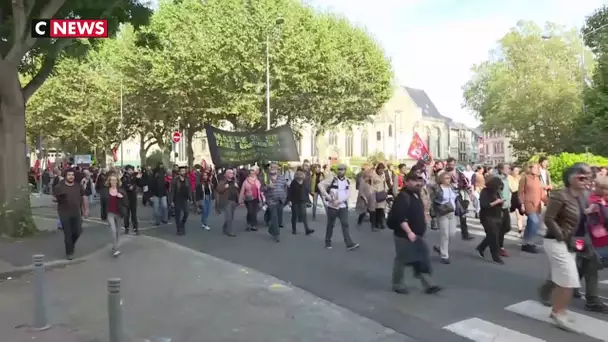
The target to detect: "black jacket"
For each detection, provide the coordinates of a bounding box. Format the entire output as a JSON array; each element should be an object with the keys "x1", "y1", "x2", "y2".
[
  {"x1": 148, "y1": 170, "x2": 168, "y2": 197},
  {"x1": 121, "y1": 174, "x2": 140, "y2": 195},
  {"x1": 287, "y1": 181, "x2": 308, "y2": 204},
  {"x1": 100, "y1": 188, "x2": 129, "y2": 220}
]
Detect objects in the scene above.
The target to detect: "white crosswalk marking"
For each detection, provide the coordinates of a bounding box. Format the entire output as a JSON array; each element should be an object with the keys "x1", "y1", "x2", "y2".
[
  {"x1": 505, "y1": 300, "x2": 608, "y2": 341},
  {"x1": 444, "y1": 317, "x2": 545, "y2": 342},
  {"x1": 599, "y1": 280, "x2": 608, "y2": 285}
]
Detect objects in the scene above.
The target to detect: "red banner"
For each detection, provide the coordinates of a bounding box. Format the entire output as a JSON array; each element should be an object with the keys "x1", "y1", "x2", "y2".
[{"x1": 407, "y1": 132, "x2": 432, "y2": 163}]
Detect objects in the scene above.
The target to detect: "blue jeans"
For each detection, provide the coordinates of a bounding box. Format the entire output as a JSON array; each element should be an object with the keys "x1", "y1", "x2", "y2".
[
  {"x1": 200, "y1": 197, "x2": 211, "y2": 226},
  {"x1": 523, "y1": 213, "x2": 540, "y2": 244},
  {"x1": 152, "y1": 196, "x2": 168, "y2": 224},
  {"x1": 312, "y1": 193, "x2": 327, "y2": 218}
]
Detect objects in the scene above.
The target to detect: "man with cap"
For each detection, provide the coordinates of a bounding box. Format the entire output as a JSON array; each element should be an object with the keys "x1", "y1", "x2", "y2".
[
  {"x1": 171, "y1": 166, "x2": 192, "y2": 235},
  {"x1": 121, "y1": 165, "x2": 140, "y2": 235},
  {"x1": 318, "y1": 164, "x2": 360, "y2": 250}
]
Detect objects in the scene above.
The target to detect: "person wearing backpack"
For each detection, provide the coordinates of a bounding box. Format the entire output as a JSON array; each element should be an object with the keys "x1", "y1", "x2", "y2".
[
  {"x1": 387, "y1": 171, "x2": 441, "y2": 295},
  {"x1": 318, "y1": 164, "x2": 360, "y2": 250}
]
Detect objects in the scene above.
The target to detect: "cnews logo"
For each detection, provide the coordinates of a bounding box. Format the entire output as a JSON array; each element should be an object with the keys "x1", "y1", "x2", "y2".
[{"x1": 31, "y1": 19, "x2": 108, "y2": 38}]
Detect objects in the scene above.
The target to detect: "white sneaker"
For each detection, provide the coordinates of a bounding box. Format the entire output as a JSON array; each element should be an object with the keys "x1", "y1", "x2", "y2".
[
  {"x1": 204, "y1": 225, "x2": 211, "y2": 231},
  {"x1": 112, "y1": 250, "x2": 121, "y2": 257},
  {"x1": 550, "y1": 311, "x2": 576, "y2": 331}
]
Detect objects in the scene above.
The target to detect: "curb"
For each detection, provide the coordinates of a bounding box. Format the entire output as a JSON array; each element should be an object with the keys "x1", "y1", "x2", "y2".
[{"x1": 0, "y1": 236, "x2": 134, "y2": 280}]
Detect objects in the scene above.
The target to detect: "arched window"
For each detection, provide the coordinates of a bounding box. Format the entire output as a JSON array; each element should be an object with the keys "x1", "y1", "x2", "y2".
[
  {"x1": 345, "y1": 130, "x2": 353, "y2": 157},
  {"x1": 296, "y1": 138, "x2": 302, "y2": 155},
  {"x1": 434, "y1": 127, "x2": 441, "y2": 159},
  {"x1": 361, "y1": 131, "x2": 368, "y2": 157},
  {"x1": 310, "y1": 132, "x2": 317, "y2": 157},
  {"x1": 388, "y1": 125, "x2": 393, "y2": 137},
  {"x1": 328, "y1": 132, "x2": 338, "y2": 146},
  {"x1": 425, "y1": 127, "x2": 431, "y2": 150}
]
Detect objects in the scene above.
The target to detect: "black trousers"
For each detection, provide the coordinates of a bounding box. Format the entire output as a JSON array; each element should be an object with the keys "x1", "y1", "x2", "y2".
[
  {"x1": 245, "y1": 199, "x2": 259, "y2": 227},
  {"x1": 60, "y1": 215, "x2": 82, "y2": 256},
  {"x1": 124, "y1": 193, "x2": 139, "y2": 231},
  {"x1": 499, "y1": 208, "x2": 511, "y2": 248},
  {"x1": 290, "y1": 202, "x2": 310, "y2": 233},
  {"x1": 374, "y1": 208, "x2": 385, "y2": 228},
  {"x1": 477, "y1": 217, "x2": 501, "y2": 260},
  {"x1": 174, "y1": 201, "x2": 189, "y2": 233}
]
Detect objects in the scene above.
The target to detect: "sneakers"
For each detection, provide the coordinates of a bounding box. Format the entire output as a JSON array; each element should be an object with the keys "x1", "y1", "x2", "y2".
[
  {"x1": 112, "y1": 249, "x2": 121, "y2": 257},
  {"x1": 550, "y1": 311, "x2": 576, "y2": 332},
  {"x1": 499, "y1": 248, "x2": 509, "y2": 257},
  {"x1": 347, "y1": 243, "x2": 360, "y2": 251},
  {"x1": 201, "y1": 224, "x2": 211, "y2": 230},
  {"x1": 521, "y1": 244, "x2": 539, "y2": 253}
]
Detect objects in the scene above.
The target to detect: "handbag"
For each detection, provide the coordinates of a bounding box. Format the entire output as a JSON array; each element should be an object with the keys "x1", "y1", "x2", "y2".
[
  {"x1": 436, "y1": 202, "x2": 454, "y2": 216},
  {"x1": 376, "y1": 190, "x2": 388, "y2": 202}
]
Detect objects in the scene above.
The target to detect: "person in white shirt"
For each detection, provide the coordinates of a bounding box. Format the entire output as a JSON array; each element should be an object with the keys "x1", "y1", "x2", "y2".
[{"x1": 318, "y1": 164, "x2": 360, "y2": 250}]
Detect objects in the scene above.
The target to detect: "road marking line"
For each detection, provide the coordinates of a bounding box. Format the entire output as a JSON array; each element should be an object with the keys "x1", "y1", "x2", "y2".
[
  {"x1": 599, "y1": 280, "x2": 608, "y2": 285},
  {"x1": 506, "y1": 300, "x2": 608, "y2": 341},
  {"x1": 468, "y1": 229, "x2": 521, "y2": 242},
  {"x1": 443, "y1": 317, "x2": 545, "y2": 342}
]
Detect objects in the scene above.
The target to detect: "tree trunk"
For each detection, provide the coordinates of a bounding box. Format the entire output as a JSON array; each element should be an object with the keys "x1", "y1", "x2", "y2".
[
  {"x1": 0, "y1": 60, "x2": 36, "y2": 237},
  {"x1": 186, "y1": 129, "x2": 195, "y2": 168},
  {"x1": 139, "y1": 135, "x2": 147, "y2": 167},
  {"x1": 314, "y1": 130, "x2": 327, "y2": 165}
]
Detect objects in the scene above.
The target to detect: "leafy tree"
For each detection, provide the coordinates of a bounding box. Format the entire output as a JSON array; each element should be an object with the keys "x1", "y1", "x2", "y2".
[
  {"x1": 0, "y1": 0, "x2": 151, "y2": 236},
  {"x1": 463, "y1": 21, "x2": 589, "y2": 161},
  {"x1": 576, "y1": 6, "x2": 608, "y2": 155}
]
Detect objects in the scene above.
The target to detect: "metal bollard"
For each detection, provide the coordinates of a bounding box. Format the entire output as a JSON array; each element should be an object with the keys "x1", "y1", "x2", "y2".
[
  {"x1": 108, "y1": 278, "x2": 125, "y2": 342},
  {"x1": 32, "y1": 254, "x2": 50, "y2": 330}
]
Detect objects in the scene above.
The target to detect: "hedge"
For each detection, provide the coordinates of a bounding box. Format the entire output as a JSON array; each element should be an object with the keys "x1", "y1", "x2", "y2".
[{"x1": 528, "y1": 153, "x2": 608, "y2": 188}]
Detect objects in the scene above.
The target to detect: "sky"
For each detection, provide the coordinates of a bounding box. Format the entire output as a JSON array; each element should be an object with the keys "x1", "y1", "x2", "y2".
[{"x1": 304, "y1": 0, "x2": 607, "y2": 127}]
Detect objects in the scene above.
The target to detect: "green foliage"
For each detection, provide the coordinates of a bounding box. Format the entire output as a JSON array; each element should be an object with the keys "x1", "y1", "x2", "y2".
[
  {"x1": 463, "y1": 21, "x2": 589, "y2": 161},
  {"x1": 366, "y1": 151, "x2": 387, "y2": 165},
  {"x1": 330, "y1": 163, "x2": 356, "y2": 180},
  {"x1": 575, "y1": 6, "x2": 608, "y2": 155},
  {"x1": 145, "y1": 150, "x2": 163, "y2": 167},
  {"x1": 528, "y1": 152, "x2": 608, "y2": 188}
]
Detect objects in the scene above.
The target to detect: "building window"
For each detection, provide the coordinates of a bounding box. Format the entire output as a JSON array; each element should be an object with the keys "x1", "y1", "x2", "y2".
[
  {"x1": 435, "y1": 127, "x2": 441, "y2": 158},
  {"x1": 328, "y1": 132, "x2": 338, "y2": 146},
  {"x1": 201, "y1": 136, "x2": 207, "y2": 151},
  {"x1": 388, "y1": 125, "x2": 393, "y2": 138},
  {"x1": 311, "y1": 132, "x2": 317, "y2": 157},
  {"x1": 376, "y1": 131, "x2": 382, "y2": 141},
  {"x1": 345, "y1": 130, "x2": 353, "y2": 157},
  {"x1": 361, "y1": 131, "x2": 368, "y2": 157},
  {"x1": 296, "y1": 138, "x2": 302, "y2": 155},
  {"x1": 425, "y1": 127, "x2": 431, "y2": 149}
]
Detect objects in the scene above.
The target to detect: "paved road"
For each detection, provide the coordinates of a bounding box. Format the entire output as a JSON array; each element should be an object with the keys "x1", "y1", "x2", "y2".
[
  {"x1": 30, "y1": 199, "x2": 608, "y2": 342},
  {"x1": 116, "y1": 201, "x2": 608, "y2": 342}
]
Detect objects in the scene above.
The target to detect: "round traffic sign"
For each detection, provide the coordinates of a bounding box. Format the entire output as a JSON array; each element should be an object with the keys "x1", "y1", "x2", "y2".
[{"x1": 172, "y1": 131, "x2": 182, "y2": 143}]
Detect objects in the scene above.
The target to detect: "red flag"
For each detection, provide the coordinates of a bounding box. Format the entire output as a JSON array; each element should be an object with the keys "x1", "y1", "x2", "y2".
[
  {"x1": 407, "y1": 132, "x2": 432, "y2": 163},
  {"x1": 111, "y1": 147, "x2": 118, "y2": 162}
]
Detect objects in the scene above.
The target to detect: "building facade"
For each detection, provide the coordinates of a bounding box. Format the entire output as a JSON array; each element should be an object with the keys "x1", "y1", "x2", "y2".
[{"x1": 483, "y1": 130, "x2": 515, "y2": 166}]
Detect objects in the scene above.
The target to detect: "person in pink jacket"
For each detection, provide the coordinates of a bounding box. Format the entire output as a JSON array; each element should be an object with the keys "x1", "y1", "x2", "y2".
[{"x1": 239, "y1": 168, "x2": 265, "y2": 231}]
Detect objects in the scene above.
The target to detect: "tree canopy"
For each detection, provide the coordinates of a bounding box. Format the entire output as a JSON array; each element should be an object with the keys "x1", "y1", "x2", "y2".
[
  {"x1": 27, "y1": 0, "x2": 394, "y2": 167},
  {"x1": 462, "y1": 21, "x2": 589, "y2": 160},
  {"x1": 576, "y1": 5, "x2": 608, "y2": 154}
]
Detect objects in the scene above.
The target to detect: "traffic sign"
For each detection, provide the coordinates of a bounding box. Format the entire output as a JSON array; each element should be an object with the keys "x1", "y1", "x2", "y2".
[{"x1": 172, "y1": 131, "x2": 182, "y2": 143}]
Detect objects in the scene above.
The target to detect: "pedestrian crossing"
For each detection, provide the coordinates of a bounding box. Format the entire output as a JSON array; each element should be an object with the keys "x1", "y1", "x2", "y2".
[{"x1": 443, "y1": 299, "x2": 608, "y2": 341}]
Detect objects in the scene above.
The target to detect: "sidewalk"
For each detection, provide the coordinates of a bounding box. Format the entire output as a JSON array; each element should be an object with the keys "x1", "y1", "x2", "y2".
[
  {"x1": 0, "y1": 236, "x2": 412, "y2": 342},
  {"x1": 0, "y1": 217, "x2": 112, "y2": 278}
]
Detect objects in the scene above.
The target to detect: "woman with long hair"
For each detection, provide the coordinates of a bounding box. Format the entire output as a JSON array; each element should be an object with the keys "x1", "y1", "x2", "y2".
[
  {"x1": 475, "y1": 176, "x2": 505, "y2": 264},
  {"x1": 356, "y1": 168, "x2": 377, "y2": 231},
  {"x1": 538, "y1": 163, "x2": 592, "y2": 329},
  {"x1": 100, "y1": 173, "x2": 128, "y2": 257},
  {"x1": 239, "y1": 167, "x2": 264, "y2": 231},
  {"x1": 197, "y1": 171, "x2": 214, "y2": 230},
  {"x1": 372, "y1": 163, "x2": 389, "y2": 229}
]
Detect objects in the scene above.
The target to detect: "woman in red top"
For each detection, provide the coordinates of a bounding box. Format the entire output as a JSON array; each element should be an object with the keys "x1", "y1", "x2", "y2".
[{"x1": 100, "y1": 173, "x2": 128, "y2": 257}]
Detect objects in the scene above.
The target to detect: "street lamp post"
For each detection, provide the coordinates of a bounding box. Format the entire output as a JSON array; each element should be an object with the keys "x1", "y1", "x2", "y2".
[{"x1": 265, "y1": 17, "x2": 284, "y2": 131}]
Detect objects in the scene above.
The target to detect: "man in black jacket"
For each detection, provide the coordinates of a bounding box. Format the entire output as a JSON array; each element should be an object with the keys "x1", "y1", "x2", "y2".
[
  {"x1": 149, "y1": 163, "x2": 169, "y2": 225},
  {"x1": 388, "y1": 171, "x2": 441, "y2": 295},
  {"x1": 121, "y1": 165, "x2": 140, "y2": 235},
  {"x1": 171, "y1": 166, "x2": 191, "y2": 235}
]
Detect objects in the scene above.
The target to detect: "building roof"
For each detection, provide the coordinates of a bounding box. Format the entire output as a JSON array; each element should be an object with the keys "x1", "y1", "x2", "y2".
[
  {"x1": 403, "y1": 86, "x2": 448, "y2": 120},
  {"x1": 472, "y1": 125, "x2": 483, "y2": 137}
]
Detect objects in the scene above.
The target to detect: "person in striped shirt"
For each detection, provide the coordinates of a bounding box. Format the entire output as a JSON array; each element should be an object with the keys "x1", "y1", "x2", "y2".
[{"x1": 264, "y1": 164, "x2": 288, "y2": 242}]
